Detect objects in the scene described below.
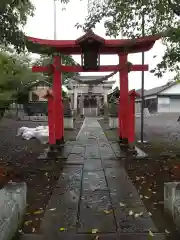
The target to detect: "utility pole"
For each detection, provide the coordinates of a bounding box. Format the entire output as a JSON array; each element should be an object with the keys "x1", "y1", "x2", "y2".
[
  {"x1": 140, "y1": 10, "x2": 145, "y2": 143},
  {"x1": 53, "y1": 0, "x2": 57, "y2": 40}
]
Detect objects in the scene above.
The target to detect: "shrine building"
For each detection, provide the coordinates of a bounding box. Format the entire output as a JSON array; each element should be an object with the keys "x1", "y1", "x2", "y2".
[{"x1": 67, "y1": 75, "x2": 115, "y2": 116}]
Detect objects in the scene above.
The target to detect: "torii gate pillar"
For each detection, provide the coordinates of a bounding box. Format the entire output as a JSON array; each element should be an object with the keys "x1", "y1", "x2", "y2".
[
  {"x1": 53, "y1": 55, "x2": 64, "y2": 144},
  {"x1": 32, "y1": 55, "x2": 64, "y2": 145},
  {"x1": 43, "y1": 89, "x2": 56, "y2": 146},
  {"x1": 119, "y1": 53, "x2": 129, "y2": 145}
]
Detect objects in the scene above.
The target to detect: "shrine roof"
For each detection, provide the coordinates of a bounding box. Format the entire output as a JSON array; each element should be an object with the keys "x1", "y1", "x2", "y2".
[
  {"x1": 25, "y1": 32, "x2": 160, "y2": 55},
  {"x1": 76, "y1": 75, "x2": 109, "y2": 81},
  {"x1": 72, "y1": 75, "x2": 116, "y2": 85}
]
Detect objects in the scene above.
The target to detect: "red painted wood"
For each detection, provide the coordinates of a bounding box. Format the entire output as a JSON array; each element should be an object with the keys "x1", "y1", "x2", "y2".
[
  {"x1": 28, "y1": 30, "x2": 159, "y2": 147},
  {"x1": 48, "y1": 93, "x2": 55, "y2": 145},
  {"x1": 128, "y1": 90, "x2": 140, "y2": 144},
  {"x1": 32, "y1": 64, "x2": 148, "y2": 73},
  {"x1": 119, "y1": 53, "x2": 129, "y2": 142},
  {"x1": 32, "y1": 66, "x2": 50, "y2": 73},
  {"x1": 27, "y1": 45, "x2": 154, "y2": 55},
  {"x1": 76, "y1": 31, "x2": 105, "y2": 44},
  {"x1": 43, "y1": 90, "x2": 55, "y2": 145},
  {"x1": 26, "y1": 34, "x2": 160, "y2": 55},
  {"x1": 60, "y1": 65, "x2": 148, "y2": 72},
  {"x1": 53, "y1": 56, "x2": 64, "y2": 142}
]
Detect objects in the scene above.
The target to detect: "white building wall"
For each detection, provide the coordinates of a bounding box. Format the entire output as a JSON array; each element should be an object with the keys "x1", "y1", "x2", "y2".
[{"x1": 158, "y1": 97, "x2": 170, "y2": 113}]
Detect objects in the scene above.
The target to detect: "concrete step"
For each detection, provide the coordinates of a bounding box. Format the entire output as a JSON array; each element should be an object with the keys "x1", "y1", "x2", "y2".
[{"x1": 20, "y1": 233, "x2": 166, "y2": 240}]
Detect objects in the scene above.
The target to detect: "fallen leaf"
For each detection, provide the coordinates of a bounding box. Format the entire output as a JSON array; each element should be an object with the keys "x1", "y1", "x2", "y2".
[
  {"x1": 134, "y1": 212, "x2": 143, "y2": 218},
  {"x1": 49, "y1": 208, "x2": 56, "y2": 211},
  {"x1": 59, "y1": 228, "x2": 67, "y2": 231},
  {"x1": 24, "y1": 220, "x2": 32, "y2": 226},
  {"x1": 128, "y1": 210, "x2": 134, "y2": 216},
  {"x1": 148, "y1": 229, "x2": 154, "y2": 236},
  {"x1": 119, "y1": 202, "x2": 126, "y2": 207},
  {"x1": 103, "y1": 210, "x2": 112, "y2": 214},
  {"x1": 144, "y1": 196, "x2": 149, "y2": 199},
  {"x1": 165, "y1": 229, "x2": 170, "y2": 234},
  {"x1": 34, "y1": 209, "x2": 44, "y2": 215},
  {"x1": 92, "y1": 229, "x2": 98, "y2": 234}
]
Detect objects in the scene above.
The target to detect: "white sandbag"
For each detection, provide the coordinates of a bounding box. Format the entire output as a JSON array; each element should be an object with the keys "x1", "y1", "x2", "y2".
[
  {"x1": 35, "y1": 126, "x2": 47, "y2": 131},
  {"x1": 22, "y1": 130, "x2": 35, "y2": 140},
  {"x1": 17, "y1": 125, "x2": 49, "y2": 144},
  {"x1": 16, "y1": 127, "x2": 29, "y2": 136},
  {"x1": 34, "y1": 129, "x2": 49, "y2": 144}
]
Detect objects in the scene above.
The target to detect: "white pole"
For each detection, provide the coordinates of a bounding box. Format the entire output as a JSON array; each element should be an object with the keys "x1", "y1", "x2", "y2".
[{"x1": 53, "y1": 0, "x2": 57, "y2": 40}]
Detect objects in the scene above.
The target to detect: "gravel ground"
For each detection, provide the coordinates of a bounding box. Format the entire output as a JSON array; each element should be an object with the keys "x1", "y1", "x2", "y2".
[
  {"x1": 136, "y1": 113, "x2": 180, "y2": 149},
  {"x1": 99, "y1": 116, "x2": 180, "y2": 239},
  {"x1": 0, "y1": 117, "x2": 84, "y2": 234}
]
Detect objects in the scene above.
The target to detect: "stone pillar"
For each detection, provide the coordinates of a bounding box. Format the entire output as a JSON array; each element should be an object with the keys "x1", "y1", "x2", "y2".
[
  {"x1": 96, "y1": 95, "x2": 101, "y2": 116},
  {"x1": 70, "y1": 93, "x2": 74, "y2": 109},
  {"x1": 103, "y1": 93, "x2": 108, "y2": 118},
  {"x1": 104, "y1": 93, "x2": 108, "y2": 104},
  {"x1": 74, "y1": 87, "x2": 78, "y2": 109},
  {"x1": 79, "y1": 95, "x2": 84, "y2": 116},
  {"x1": 29, "y1": 92, "x2": 32, "y2": 101}
]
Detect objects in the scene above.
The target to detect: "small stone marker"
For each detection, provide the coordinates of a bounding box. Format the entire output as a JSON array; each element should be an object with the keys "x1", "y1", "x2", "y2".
[
  {"x1": 0, "y1": 182, "x2": 27, "y2": 240},
  {"x1": 164, "y1": 181, "x2": 180, "y2": 231}
]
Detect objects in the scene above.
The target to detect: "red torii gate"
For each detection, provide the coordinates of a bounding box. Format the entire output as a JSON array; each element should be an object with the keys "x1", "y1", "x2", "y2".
[
  {"x1": 25, "y1": 31, "x2": 159, "y2": 146},
  {"x1": 128, "y1": 90, "x2": 140, "y2": 145}
]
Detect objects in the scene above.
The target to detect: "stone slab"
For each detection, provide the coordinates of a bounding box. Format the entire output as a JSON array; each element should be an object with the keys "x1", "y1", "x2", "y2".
[
  {"x1": 40, "y1": 167, "x2": 82, "y2": 235},
  {"x1": 99, "y1": 142, "x2": 116, "y2": 160},
  {"x1": 110, "y1": 142, "x2": 125, "y2": 158},
  {"x1": 20, "y1": 233, "x2": 166, "y2": 240},
  {"x1": 60, "y1": 144, "x2": 74, "y2": 158},
  {"x1": 105, "y1": 168, "x2": 157, "y2": 233},
  {"x1": 77, "y1": 191, "x2": 116, "y2": 233},
  {"x1": 66, "y1": 154, "x2": 84, "y2": 164},
  {"x1": 85, "y1": 144, "x2": 100, "y2": 159},
  {"x1": 70, "y1": 146, "x2": 85, "y2": 157},
  {"x1": 82, "y1": 171, "x2": 108, "y2": 191},
  {"x1": 84, "y1": 159, "x2": 102, "y2": 171},
  {"x1": 103, "y1": 159, "x2": 121, "y2": 168}
]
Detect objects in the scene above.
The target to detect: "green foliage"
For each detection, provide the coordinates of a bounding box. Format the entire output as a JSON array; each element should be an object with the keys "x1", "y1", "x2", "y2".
[
  {"x1": 79, "y1": 0, "x2": 180, "y2": 78},
  {"x1": 0, "y1": 49, "x2": 39, "y2": 111},
  {"x1": 0, "y1": 0, "x2": 35, "y2": 51},
  {"x1": 34, "y1": 54, "x2": 79, "y2": 86}
]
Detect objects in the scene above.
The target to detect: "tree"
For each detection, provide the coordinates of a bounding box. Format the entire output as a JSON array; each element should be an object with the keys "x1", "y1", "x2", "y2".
[
  {"x1": 0, "y1": 49, "x2": 39, "y2": 117},
  {"x1": 0, "y1": 0, "x2": 35, "y2": 51},
  {"x1": 77, "y1": 0, "x2": 180, "y2": 78},
  {"x1": 0, "y1": 0, "x2": 72, "y2": 51}
]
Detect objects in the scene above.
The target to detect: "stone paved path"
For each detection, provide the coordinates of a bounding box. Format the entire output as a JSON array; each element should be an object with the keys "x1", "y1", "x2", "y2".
[{"x1": 39, "y1": 118, "x2": 165, "y2": 239}]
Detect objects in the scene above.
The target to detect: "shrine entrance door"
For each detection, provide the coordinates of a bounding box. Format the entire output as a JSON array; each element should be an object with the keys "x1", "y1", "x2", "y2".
[{"x1": 83, "y1": 95, "x2": 97, "y2": 117}]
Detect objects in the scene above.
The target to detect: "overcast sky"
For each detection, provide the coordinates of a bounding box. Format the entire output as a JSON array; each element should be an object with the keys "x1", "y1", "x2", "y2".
[{"x1": 25, "y1": 0, "x2": 175, "y2": 90}]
